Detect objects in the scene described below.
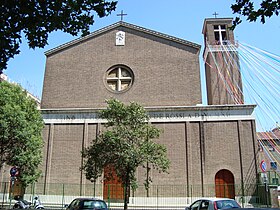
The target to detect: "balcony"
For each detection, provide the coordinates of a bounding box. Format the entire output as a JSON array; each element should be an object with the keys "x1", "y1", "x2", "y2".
[{"x1": 203, "y1": 40, "x2": 238, "y2": 61}]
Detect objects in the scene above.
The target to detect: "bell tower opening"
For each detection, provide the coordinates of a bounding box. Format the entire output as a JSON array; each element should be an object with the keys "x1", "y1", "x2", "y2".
[{"x1": 214, "y1": 25, "x2": 227, "y2": 44}]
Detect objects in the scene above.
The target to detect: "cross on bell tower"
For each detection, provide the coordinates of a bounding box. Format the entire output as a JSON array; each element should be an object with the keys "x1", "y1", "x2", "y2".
[{"x1": 212, "y1": 12, "x2": 219, "y2": 18}]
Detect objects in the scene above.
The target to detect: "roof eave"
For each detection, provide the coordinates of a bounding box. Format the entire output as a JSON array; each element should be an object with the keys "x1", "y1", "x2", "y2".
[{"x1": 45, "y1": 21, "x2": 201, "y2": 56}]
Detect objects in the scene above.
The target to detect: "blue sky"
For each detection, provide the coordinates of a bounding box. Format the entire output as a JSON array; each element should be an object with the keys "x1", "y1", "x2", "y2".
[{"x1": 4, "y1": 0, "x2": 280, "y2": 106}]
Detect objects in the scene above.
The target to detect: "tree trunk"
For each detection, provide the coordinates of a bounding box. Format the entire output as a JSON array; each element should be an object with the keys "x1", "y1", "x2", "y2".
[
  {"x1": 123, "y1": 185, "x2": 128, "y2": 209},
  {"x1": 123, "y1": 169, "x2": 130, "y2": 210}
]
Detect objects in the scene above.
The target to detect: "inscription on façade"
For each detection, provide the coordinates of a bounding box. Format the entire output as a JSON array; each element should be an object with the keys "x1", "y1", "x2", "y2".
[
  {"x1": 42, "y1": 108, "x2": 252, "y2": 124},
  {"x1": 150, "y1": 111, "x2": 230, "y2": 119}
]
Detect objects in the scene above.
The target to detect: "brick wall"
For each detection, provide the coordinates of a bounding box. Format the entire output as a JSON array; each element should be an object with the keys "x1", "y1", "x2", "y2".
[{"x1": 41, "y1": 27, "x2": 201, "y2": 109}]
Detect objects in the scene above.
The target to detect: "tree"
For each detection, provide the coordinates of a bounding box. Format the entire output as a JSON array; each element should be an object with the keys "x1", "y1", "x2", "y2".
[
  {"x1": 82, "y1": 99, "x2": 170, "y2": 210},
  {"x1": 0, "y1": 0, "x2": 117, "y2": 72},
  {"x1": 0, "y1": 81, "x2": 44, "y2": 187},
  {"x1": 231, "y1": 0, "x2": 280, "y2": 28}
]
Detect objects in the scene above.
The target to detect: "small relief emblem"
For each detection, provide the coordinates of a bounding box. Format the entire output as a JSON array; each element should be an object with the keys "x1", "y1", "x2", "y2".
[{"x1": 116, "y1": 31, "x2": 125, "y2": 46}]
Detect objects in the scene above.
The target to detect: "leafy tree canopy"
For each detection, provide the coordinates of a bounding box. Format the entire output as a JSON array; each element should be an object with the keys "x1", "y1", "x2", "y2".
[
  {"x1": 0, "y1": 0, "x2": 117, "y2": 72},
  {"x1": 0, "y1": 81, "x2": 44, "y2": 187},
  {"x1": 82, "y1": 99, "x2": 170, "y2": 210},
  {"x1": 231, "y1": 0, "x2": 280, "y2": 28}
]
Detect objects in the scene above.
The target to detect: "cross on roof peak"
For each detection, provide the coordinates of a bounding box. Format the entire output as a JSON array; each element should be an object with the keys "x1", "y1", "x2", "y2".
[
  {"x1": 213, "y1": 12, "x2": 219, "y2": 18},
  {"x1": 117, "y1": 10, "x2": 127, "y2": 21}
]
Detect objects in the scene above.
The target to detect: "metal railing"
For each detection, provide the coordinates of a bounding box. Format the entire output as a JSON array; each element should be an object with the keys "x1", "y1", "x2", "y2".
[{"x1": 0, "y1": 182, "x2": 276, "y2": 209}]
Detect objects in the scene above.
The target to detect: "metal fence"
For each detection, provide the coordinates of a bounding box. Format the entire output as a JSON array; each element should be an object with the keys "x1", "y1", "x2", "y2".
[{"x1": 0, "y1": 182, "x2": 277, "y2": 209}]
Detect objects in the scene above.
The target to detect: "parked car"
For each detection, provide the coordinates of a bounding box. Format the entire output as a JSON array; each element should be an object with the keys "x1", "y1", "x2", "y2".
[
  {"x1": 186, "y1": 198, "x2": 241, "y2": 210},
  {"x1": 65, "y1": 198, "x2": 108, "y2": 210}
]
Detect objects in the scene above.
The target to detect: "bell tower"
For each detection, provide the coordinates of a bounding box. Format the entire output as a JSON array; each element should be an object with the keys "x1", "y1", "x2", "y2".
[{"x1": 202, "y1": 18, "x2": 243, "y2": 105}]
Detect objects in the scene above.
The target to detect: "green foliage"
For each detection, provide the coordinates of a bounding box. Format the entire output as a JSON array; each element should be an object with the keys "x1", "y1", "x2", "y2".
[
  {"x1": 0, "y1": 0, "x2": 117, "y2": 72},
  {"x1": 0, "y1": 81, "x2": 44, "y2": 187},
  {"x1": 82, "y1": 99, "x2": 170, "y2": 209},
  {"x1": 231, "y1": 0, "x2": 280, "y2": 29}
]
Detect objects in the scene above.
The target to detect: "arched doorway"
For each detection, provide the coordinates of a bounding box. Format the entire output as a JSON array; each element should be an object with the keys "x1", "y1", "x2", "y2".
[{"x1": 215, "y1": 169, "x2": 235, "y2": 198}]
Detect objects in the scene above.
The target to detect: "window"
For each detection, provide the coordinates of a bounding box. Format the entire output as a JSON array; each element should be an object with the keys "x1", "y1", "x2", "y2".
[
  {"x1": 216, "y1": 200, "x2": 240, "y2": 209},
  {"x1": 214, "y1": 25, "x2": 227, "y2": 45},
  {"x1": 272, "y1": 178, "x2": 279, "y2": 185},
  {"x1": 105, "y1": 65, "x2": 134, "y2": 92},
  {"x1": 201, "y1": 201, "x2": 209, "y2": 210},
  {"x1": 271, "y1": 161, "x2": 277, "y2": 170},
  {"x1": 190, "y1": 200, "x2": 201, "y2": 210},
  {"x1": 83, "y1": 200, "x2": 107, "y2": 209}
]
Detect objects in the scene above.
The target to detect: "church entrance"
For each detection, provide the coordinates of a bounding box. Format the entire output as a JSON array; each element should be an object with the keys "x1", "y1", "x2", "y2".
[
  {"x1": 103, "y1": 166, "x2": 124, "y2": 202},
  {"x1": 215, "y1": 169, "x2": 235, "y2": 199}
]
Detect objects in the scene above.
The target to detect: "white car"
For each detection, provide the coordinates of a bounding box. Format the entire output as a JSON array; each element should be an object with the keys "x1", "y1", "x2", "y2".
[{"x1": 186, "y1": 198, "x2": 241, "y2": 210}]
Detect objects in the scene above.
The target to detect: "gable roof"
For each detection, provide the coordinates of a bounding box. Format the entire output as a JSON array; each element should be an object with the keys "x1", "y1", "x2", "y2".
[{"x1": 45, "y1": 21, "x2": 201, "y2": 56}]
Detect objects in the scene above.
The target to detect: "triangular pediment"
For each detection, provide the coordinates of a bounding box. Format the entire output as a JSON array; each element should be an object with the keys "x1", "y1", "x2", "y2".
[{"x1": 45, "y1": 21, "x2": 200, "y2": 56}]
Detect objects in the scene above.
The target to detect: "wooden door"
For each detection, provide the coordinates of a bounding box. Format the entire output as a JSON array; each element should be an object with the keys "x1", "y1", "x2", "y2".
[
  {"x1": 103, "y1": 166, "x2": 124, "y2": 201},
  {"x1": 215, "y1": 169, "x2": 235, "y2": 198}
]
